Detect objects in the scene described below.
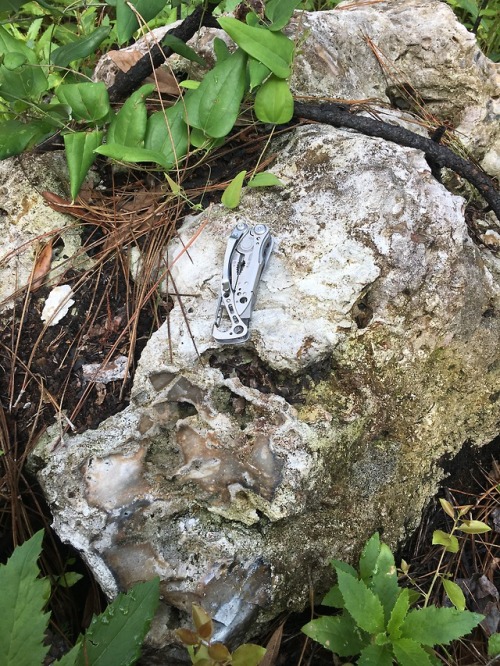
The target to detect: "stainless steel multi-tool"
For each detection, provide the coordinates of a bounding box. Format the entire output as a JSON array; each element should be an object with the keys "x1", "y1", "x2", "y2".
[{"x1": 213, "y1": 222, "x2": 274, "y2": 344}]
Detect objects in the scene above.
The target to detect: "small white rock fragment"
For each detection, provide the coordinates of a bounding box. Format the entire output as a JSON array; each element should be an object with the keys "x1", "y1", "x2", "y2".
[
  {"x1": 82, "y1": 356, "x2": 129, "y2": 384},
  {"x1": 41, "y1": 285, "x2": 75, "y2": 326}
]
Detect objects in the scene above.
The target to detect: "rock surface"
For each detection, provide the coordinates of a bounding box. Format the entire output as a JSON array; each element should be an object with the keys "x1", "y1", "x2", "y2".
[
  {"x1": 32, "y1": 123, "x2": 500, "y2": 659},
  {"x1": 0, "y1": 153, "x2": 89, "y2": 311}
]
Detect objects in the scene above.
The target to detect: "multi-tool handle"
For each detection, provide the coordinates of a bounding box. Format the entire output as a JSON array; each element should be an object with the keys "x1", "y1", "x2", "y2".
[{"x1": 213, "y1": 223, "x2": 274, "y2": 344}]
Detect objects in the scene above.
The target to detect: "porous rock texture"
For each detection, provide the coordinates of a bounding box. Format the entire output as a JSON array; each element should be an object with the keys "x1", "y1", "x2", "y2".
[{"x1": 30, "y1": 0, "x2": 500, "y2": 660}]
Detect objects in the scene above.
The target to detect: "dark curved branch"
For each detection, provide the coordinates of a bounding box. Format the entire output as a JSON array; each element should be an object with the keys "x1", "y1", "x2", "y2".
[
  {"x1": 293, "y1": 101, "x2": 500, "y2": 223},
  {"x1": 107, "y1": 4, "x2": 219, "y2": 103}
]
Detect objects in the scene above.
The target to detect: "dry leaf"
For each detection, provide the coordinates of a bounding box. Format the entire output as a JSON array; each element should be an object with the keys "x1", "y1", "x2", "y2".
[
  {"x1": 30, "y1": 241, "x2": 53, "y2": 291},
  {"x1": 107, "y1": 49, "x2": 143, "y2": 73},
  {"x1": 145, "y1": 68, "x2": 180, "y2": 95},
  {"x1": 260, "y1": 622, "x2": 285, "y2": 666}
]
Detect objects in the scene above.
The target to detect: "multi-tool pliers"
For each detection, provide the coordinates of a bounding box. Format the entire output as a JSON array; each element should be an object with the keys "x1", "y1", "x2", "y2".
[{"x1": 213, "y1": 222, "x2": 274, "y2": 344}]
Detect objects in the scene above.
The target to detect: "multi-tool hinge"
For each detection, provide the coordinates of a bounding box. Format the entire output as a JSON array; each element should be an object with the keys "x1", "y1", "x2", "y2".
[{"x1": 213, "y1": 222, "x2": 274, "y2": 344}]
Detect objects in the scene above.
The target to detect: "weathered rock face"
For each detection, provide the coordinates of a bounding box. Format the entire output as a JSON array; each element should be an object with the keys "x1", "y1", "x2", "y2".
[
  {"x1": 26, "y1": 0, "x2": 500, "y2": 659},
  {"x1": 0, "y1": 153, "x2": 89, "y2": 310},
  {"x1": 289, "y1": 0, "x2": 500, "y2": 177},
  {"x1": 32, "y1": 122, "x2": 500, "y2": 658}
]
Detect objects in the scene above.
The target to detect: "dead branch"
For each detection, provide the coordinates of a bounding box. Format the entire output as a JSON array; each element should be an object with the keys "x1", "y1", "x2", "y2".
[
  {"x1": 293, "y1": 100, "x2": 500, "y2": 223},
  {"x1": 107, "y1": 4, "x2": 220, "y2": 103}
]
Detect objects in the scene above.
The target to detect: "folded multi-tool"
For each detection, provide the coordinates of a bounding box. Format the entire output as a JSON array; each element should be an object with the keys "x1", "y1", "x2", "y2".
[{"x1": 213, "y1": 222, "x2": 274, "y2": 344}]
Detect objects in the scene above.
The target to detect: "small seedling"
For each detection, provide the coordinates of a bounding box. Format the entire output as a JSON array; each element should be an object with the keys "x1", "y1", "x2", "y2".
[
  {"x1": 302, "y1": 519, "x2": 488, "y2": 665},
  {"x1": 176, "y1": 603, "x2": 266, "y2": 665}
]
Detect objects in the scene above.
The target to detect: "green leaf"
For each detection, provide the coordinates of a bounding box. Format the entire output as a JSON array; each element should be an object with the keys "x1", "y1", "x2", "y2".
[
  {"x1": 0, "y1": 118, "x2": 52, "y2": 159},
  {"x1": 218, "y1": 18, "x2": 294, "y2": 79},
  {"x1": 432, "y1": 529, "x2": 459, "y2": 553},
  {"x1": 248, "y1": 56, "x2": 271, "y2": 91},
  {"x1": 116, "y1": 0, "x2": 167, "y2": 44},
  {"x1": 221, "y1": 170, "x2": 247, "y2": 209},
  {"x1": 322, "y1": 584, "x2": 344, "y2": 608},
  {"x1": 370, "y1": 543, "x2": 399, "y2": 622},
  {"x1": 213, "y1": 37, "x2": 230, "y2": 63},
  {"x1": 488, "y1": 633, "x2": 500, "y2": 657},
  {"x1": 3, "y1": 51, "x2": 27, "y2": 70},
  {"x1": 54, "y1": 642, "x2": 82, "y2": 665},
  {"x1": 76, "y1": 578, "x2": 160, "y2": 666},
  {"x1": 254, "y1": 75, "x2": 294, "y2": 124},
  {"x1": 144, "y1": 103, "x2": 188, "y2": 167},
  {"x1": 183, "y1": 48, "x2": 247, "y2": 138},
  {"x1": 248, "y1": 172, "x2": 284, "y2": 187},
  {"x1": 179, "y1": 80, "x2": 200, "y2": 90},
  {"x1": 264, "y1": 0, "x2": 302, "y2": 31},
  {"x1": 50, "y1": 26, "x2": 112, "y2": 67},
  {"x1": 56, "y1": 82, "x2": 111, "y2": 124},
  {"x1": 330, "y1": 558, "x2": 358, "y2": 578},
  {"x1": 400, "y1": 607, "x2": 483, "y2": 646},
  {"x1": 0, "y1": 530, "x2": 51, "y2": 666},
  {"x1": 357, "y1": 643, "x2": 393, "y2": 666},
  {"x1": 387, "y1": 589, "x2": 410, "y2": 640},
  {"x1": 107, "y1": 83, "x2": 155, "y2": 146},
  {"x1": 392, "y1": 638, "x2": 433, "y2": 666},
  {"x1": 64, "y1": 130, "x2": 103, "y2": 200},
  {"x1": 94, "y1": 143, "x2": 173, "y2": 170},
  {"x1": 56, "y1": 571, "x2": 84, "y2": 588},
  {"x1": 302, "y1": 613, "x2": 368, "y2": 657},
  {"x1": 0, "y1": 0, "x2": 29, "y2": 12},
  {"x1": 359, "y1": 533, "x2": 381, "y2": 581},
  {"x1": 442, "y1": 579, "x2": 466, "y2": 611},
  {"x1": 439, "y1": 498, "x2": 455, "y2": 519},
  {"x1": 162, "y1": 34, "x2": 206, "y2": 66},
  {"x1": 335, "y1": 568, "x2": 385, "y2": 635},
  {"x1": 0, "y1": 27, "x2": 48, "y2": 104},
  {"x1": 231, "y1": 643, "x2": 267, "y2": 666},
  {"x1": 458, "y1": 520, "x2": 491, "y2": 534}
]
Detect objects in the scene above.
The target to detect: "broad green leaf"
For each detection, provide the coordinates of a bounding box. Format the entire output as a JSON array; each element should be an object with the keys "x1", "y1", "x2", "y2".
[
  {"x1": 94, "y1": 143, "x2": 173, "y2": 170},
  {"x1": 3, "y1": 51, "x2": 27, "y2": 70},
  {"x1": 302, "y1": 614, "x2": 368, "y2": 657},
  {"x1": 183, "y1": 48, "x2": 246, "y2": 138},
  {"x1": 218, "y1": 18, "x2": 294, "y2": 79},
  {"x1": 76, "y1": 578, "x2": 160, "y2": 666},
  {"x1": 50, "y1": 26, "x2": 111, "y2": 67},
  {"x1": 439, "y1": 498, "x2": 455, "y2": 519},
  {"x1": 322, "y1": 583, "x2": 344, "y2": 608},
  {"x1": 335, "y1": 568, "x2": 385, "y2": 635},
  {"x1": 0, "y1": 530, "x2": 51, "y2": 666},
  {"x1": 0, "y1": 118, "x2": 52, "y2": 159},
  {"x1": 64, "y1": 130, "x2": 103, "y2": 200},
  {"x1": 162, "y1": 34, "x2": 206, "y2": 66},
  {"x1": 248, "y1": 172, "x2": 284, "y2": 187},
  {"x1": 264, "y1": 0, "x2": 302, "y2": 31},
  {"x1": 443, "y1": 579, "x2": 466, "y2": 611},
  {"x1": 116, "y1": 0, "x2": 167, "y2": 44},
  {"x1": 254, "y1": 75, "x2": 294, "y2": 124},
  {"x1": 221, "y1": 170, "x2": 247, "y2": 209},
  {"x1": 458, "y1": 520, "x2": 491, "y2": 534},
  {"x1": 432, "y1": 529, "x2": 459, "y2": 553},
  {"x1": 144, "y1": 103, "x2": 188, "y2": 167},
  {"x1": 488, "y1": 633, "x2": 500, "y2": 657},
  {"x1": 231, "y1": 643, "x2": 267, "y2": 666},
  {"x1": 330, "y1": 558, "x2": 358, "y2": 578},
  {"x1": 0, "y1": 0, "x2": 29, "y2": 11},
  {"x1": 392, "y1": 638, "x2": 433, "y2": 666},
  {"x1": 213, "y1": 37, "x2": 230, "y2": 63},
  {"x1": 0, "y1": 26, "x2": 48, "y2": 103},
  {"x1": 248, "y1": 56, "x2": 270, "y2": 91},
  {"x1": 400, "y1": 607, "x2": 483, "y2": 646},
  {"x1": 358, "y1": 643, "x2": 393, "y2": 666},
  {"x1": 179, "y1": 80, "x2": 200, "y2": 90},
  {"x1": 56, "y1": 82, "x2": 111, "y2": 123},
  {"x1": 359, "y1": 532, "x2": 381, "y2": 581},
  {"x1": 387, "y1": 589, "x2": 410, "y2": 640},
  {"x1": 370, "y1": 543, "x2": 399, "y2": 622},
  {"x1": 107, "y1": 83, "x2": 155, "y2": 146}
]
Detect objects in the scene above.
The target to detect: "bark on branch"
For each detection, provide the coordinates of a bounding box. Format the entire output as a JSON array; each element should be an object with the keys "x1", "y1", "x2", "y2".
[{"x1": 293, "y1": 101, "x2": 500, "y2": 223}]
